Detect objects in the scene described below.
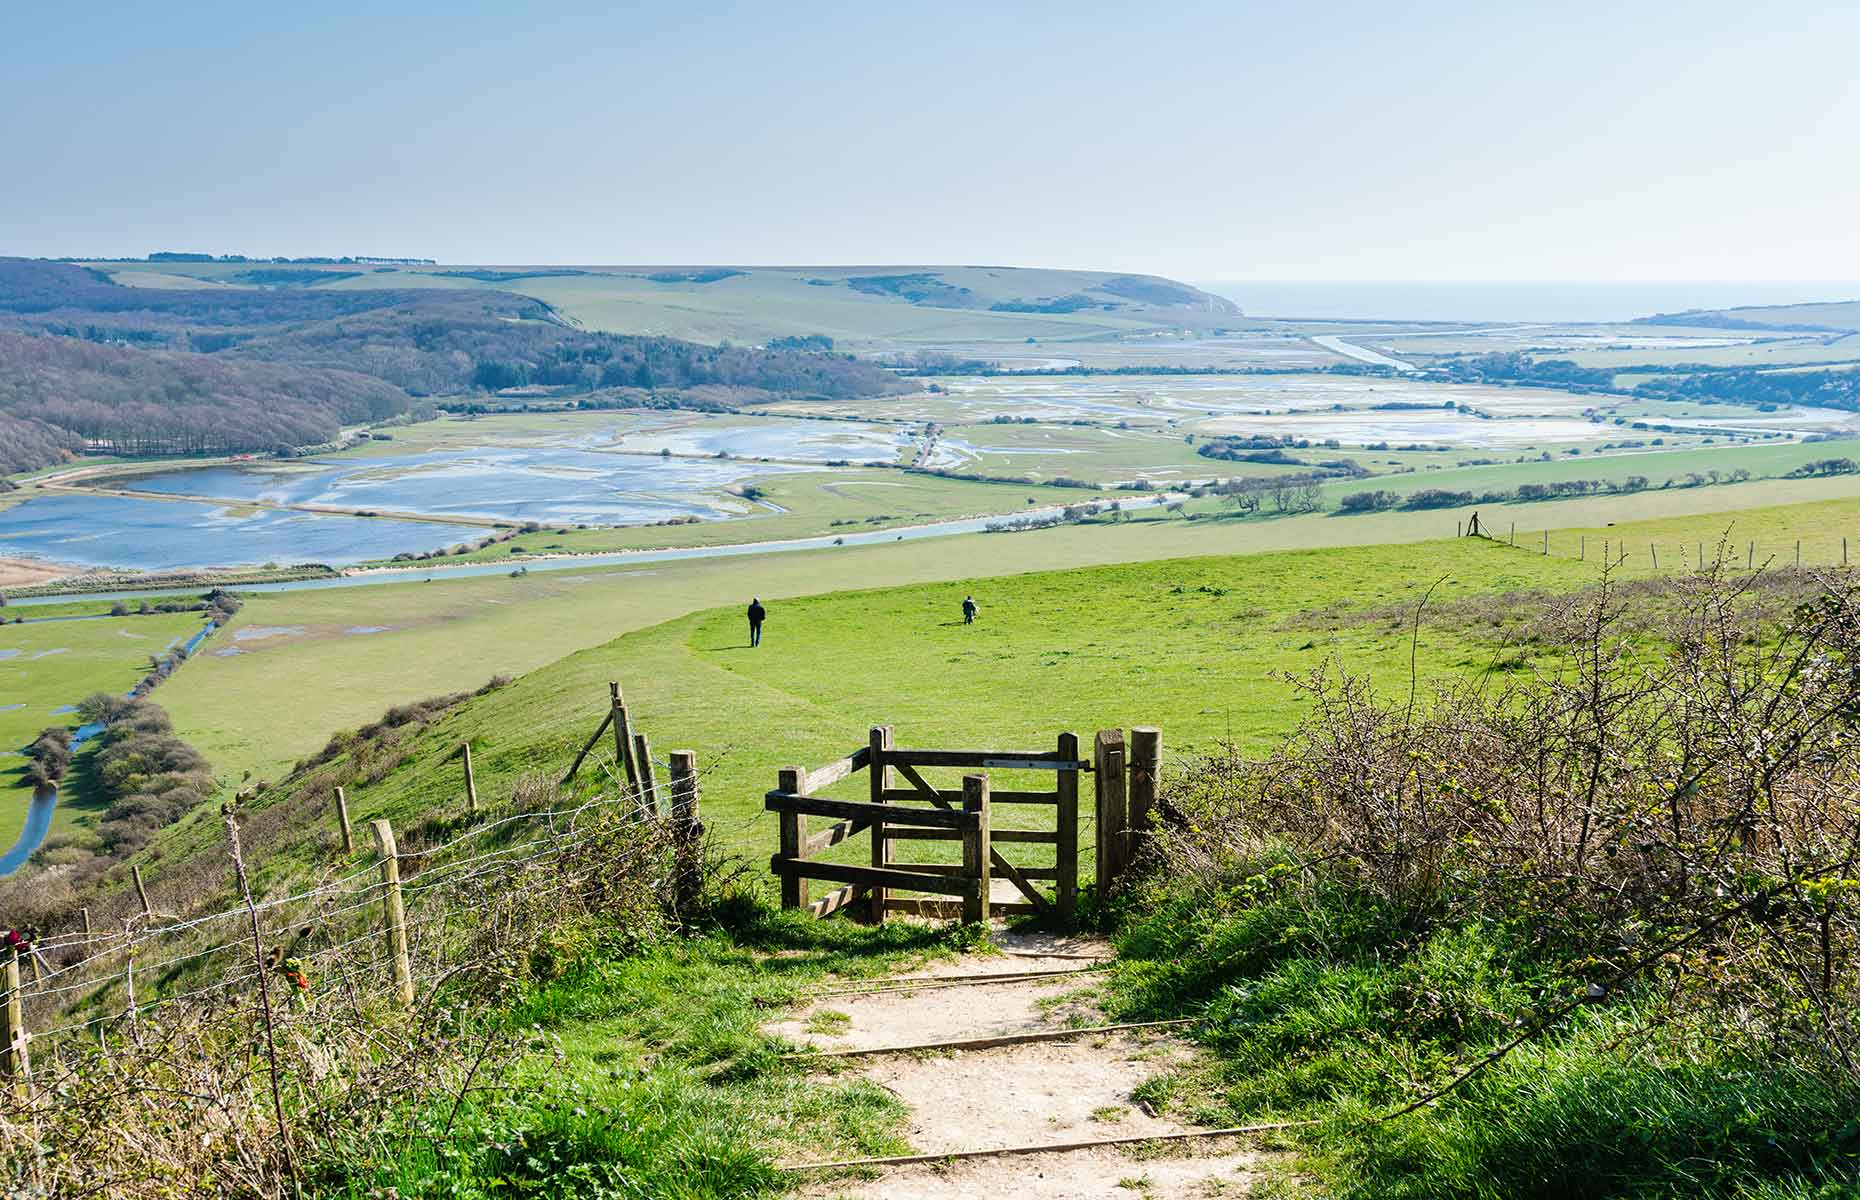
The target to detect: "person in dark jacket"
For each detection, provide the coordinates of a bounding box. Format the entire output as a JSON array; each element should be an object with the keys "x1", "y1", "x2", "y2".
[
  {"x1": 962, "y1": 595, "x2": 978, "y2": 624},
  {"x1": 747, "y1": 598, "x2": 766, "y2": 647}
]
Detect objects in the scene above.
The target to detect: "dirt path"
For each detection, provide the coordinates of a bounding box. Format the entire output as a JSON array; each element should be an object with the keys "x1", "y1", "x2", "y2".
[{"x1": 772, "y1": 930, "x2": 1272, "y2": 1198}]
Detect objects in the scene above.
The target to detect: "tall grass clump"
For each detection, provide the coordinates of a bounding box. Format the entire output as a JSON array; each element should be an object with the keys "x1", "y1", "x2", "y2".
[{"x1": 1113, "y1": 560, "x2": 1860, "y2": 1197}]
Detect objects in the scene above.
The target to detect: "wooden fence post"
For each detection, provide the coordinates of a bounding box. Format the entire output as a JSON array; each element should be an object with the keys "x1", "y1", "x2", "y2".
[
  {"x1": 868, "y1": 725, "x2": 893, "y2": 924},
  {"x1": 962, "y1": 774, "x2": 991, "y2": 926},
  {"x1": 370, "y1": 819, "x2": 415, "y2": 1008},
  {"x1": 1650, "y1": 543, "x2": 1657, "y2": 569},
  {"x1": 131, "y1": 864, "x2": 153, "y2": 920},
  {"x1": 778, "y1": 767, "x2": 806, "y2": 910},
  {"x1": 124, "y1": 934, "x2": 137, "y2": 1033},
  {"x1": 1129, "y1": 727, "x2": 1160, "y2": 864},
  {"x1": 460, "y1": 742, "x2": 478, "y2": 814},
  {"x1": 1748, "y1": 542, "x2": 1754, "y2": 570},
  {"x1": 1542, "y1": 530, "x2": 1548, "y2": 555},
  {"x1": 1094, "y1": 730, "x2": 1127, "y2": 896},
  {"x1": 0, "y1": 945, "x2": 26, "y2": 1096},
  {"x1": 1056, "y1": 731, "x2": 1079, "y2": 919},
  {"x1": 334, "y1": 786, "x2": 355, "y2": 854},
  {"x1": 80, "y1": 906, "x2": 91, "y2": 943},
  {"x1": 1580, "y1": 535, "x2": 1585, "y2": 561},
  {"x1": 610, "y1": 684, "x2": 640, "y2": 795},
  {"x1": 1797, "y1": 540, "x2": 1802, "y2": 566},
  {"x1": 633, "y1": 733, "x2": 659, "y2": 815},
  {"x1": 669, "y1": 750, "x2": 703, "y2": 916}
]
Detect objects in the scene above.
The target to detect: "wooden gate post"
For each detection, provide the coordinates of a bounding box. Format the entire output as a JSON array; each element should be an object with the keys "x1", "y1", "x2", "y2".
[
  {"x1": 460, "y1": 742, "x2": 478, "y2": 814},
  {"x1": 334, "y1": 785, "x2": 355, "y2": 854},
  {"x1": 778, "y1": 767, "x2": 807, "y2": 910},
  {"x1": 1056, "y1": 731, "x2": 1080, "y2": 918},
  {"x1": 868, "y1": 725, "x2": 894, "y2": 923},
  {"x1": 1129, "y1": 727, "x2": 1160, "y2": 864},
  {"x1": 669, "y1": 750, "x2": 703, "y2": 916},
  {"x1": 1093, "y1": 730, "x2": 1127, "y2": 896},
  {"x1": 962, "y1": 774, "x2": 991, "y2": 925},
  {"x1": 371, "y1": 819, "x2": 415, "y2": 1008},
  {"x1": 0, "y1": 945, "x2": 26, "y2": 1096}
]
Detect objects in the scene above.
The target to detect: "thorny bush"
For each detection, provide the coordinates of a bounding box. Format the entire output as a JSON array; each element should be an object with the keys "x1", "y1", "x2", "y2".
[{"x1": 1152, "y1": 560, "x2": 1860, "y2": 1078}]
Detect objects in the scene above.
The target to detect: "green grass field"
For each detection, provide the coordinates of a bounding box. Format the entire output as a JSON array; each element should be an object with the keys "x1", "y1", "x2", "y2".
[
  {"x1": 156, "y1": 480, "x2": 1860, "y2": 797},
  {"x1": 158, "y1": 483, "x2": 1860, "y2": 899},
  {"x1": 0, "y1": 611, "x2": 206, "y2": 835}
]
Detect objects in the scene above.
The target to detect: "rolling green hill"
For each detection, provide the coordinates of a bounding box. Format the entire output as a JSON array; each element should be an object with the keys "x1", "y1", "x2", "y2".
[
  {"x1": 83, "y1": 261, "x2": 1246, "y2": 348},
  {"x1": 1640, "y1": 298, "x2": 1860, "y2": 332}
]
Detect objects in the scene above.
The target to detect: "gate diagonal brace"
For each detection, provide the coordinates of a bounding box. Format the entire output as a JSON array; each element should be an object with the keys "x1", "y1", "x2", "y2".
[{"x1": 893, "y1": 762, "x2": 1049, "y2": 911}]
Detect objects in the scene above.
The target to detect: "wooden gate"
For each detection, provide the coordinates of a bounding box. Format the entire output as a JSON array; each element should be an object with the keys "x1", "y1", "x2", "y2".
[{"x1": 768, "y1": 726, "x2": 1086, "y2": 922}]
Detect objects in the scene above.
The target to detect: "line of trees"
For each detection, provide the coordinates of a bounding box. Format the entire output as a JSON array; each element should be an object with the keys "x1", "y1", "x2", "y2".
[{"x1": 0, "y1": 331, "x2": 414, "y2": 462}]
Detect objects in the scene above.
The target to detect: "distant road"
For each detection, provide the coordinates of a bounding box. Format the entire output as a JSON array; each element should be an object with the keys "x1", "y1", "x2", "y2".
[{"x1": 1310, "y1": 335, "x2": 1418, "y2": 372}]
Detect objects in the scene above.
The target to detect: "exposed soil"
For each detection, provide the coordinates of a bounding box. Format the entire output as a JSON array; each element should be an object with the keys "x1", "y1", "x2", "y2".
[
  {"x1": 776, "y1": 928, "x2": 1274, "y2": 1198},
  {"x1": 0, "y1": 556, "x2": 74, "y2": 589}
]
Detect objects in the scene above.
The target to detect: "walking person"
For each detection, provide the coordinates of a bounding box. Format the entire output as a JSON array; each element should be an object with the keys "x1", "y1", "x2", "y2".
[
  {"x1": 961, "y1": 595, "x2": 978, "y2": 625},
  {"x1": 747, "y1": 597, "x2": 766, "y2": 647}
]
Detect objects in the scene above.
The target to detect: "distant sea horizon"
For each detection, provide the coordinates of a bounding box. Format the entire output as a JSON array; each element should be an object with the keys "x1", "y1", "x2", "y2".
[{"x1": 1195, "y1": 280, "x2": 1860, "y2": 325}]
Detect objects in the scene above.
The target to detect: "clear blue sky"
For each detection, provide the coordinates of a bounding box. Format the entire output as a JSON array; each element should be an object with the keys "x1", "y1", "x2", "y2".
[{"x1": 6, "y1": 0, "x2": 1858, "y2": 281}]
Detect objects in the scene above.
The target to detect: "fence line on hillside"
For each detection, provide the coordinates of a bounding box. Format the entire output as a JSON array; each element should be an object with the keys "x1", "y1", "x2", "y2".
[
  {"x1": 0, "y1": 681, "x2": 702, "y2": 1085},
  {"x1": 1460, "y1": 524, "x2": 1858, "y2": 573}
]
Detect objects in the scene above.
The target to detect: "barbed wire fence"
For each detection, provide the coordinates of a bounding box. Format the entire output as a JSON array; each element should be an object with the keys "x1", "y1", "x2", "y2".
[{"x1": 0, "y1": 680, "x2": 712, "y2": 1105}]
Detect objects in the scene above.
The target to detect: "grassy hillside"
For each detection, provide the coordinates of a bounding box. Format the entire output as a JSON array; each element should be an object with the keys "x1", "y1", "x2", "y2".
[
  {"x1": 1641, "y1": 299, "x2": 1860, "y2": 332},
  {"x1": 152, "y1": 480, "x2": 1860, "y2": 797},
  {"x1": 85, "y1": 261, "x2": 1245, "y2": 348},
  {"x1": 155, "y1": 485, "x2": 1860, "y2": 895},
  {"x1": 23, "y1": 505, "x2": 1860, "y2": 1198},
  {"x1": 124, "y1": 535, "x2": 1579, "y2": 919}
]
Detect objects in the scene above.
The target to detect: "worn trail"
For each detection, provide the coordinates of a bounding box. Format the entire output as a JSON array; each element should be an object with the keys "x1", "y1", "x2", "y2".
[{"x1": 770, "y1": 929, "x2": 1275, "y2": 1199}]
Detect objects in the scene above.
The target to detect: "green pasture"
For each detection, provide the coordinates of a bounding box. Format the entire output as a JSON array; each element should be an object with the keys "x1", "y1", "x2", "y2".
[
  {"x1": 204, "y1": 484, "x2": 1860, "y2": 891},
  {"x1": 1317, "y1": 437, "x2": 1860, "y2": 505},
  {"x1": 0, "y1": 610, "x2": 206, "y2": 836},
  {"x1": 166, "y1": 536, "x2": 1589, "y2": 890},
  {"x1": 157, "y1": 480, "x2": 1860, "y2": 805}
]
